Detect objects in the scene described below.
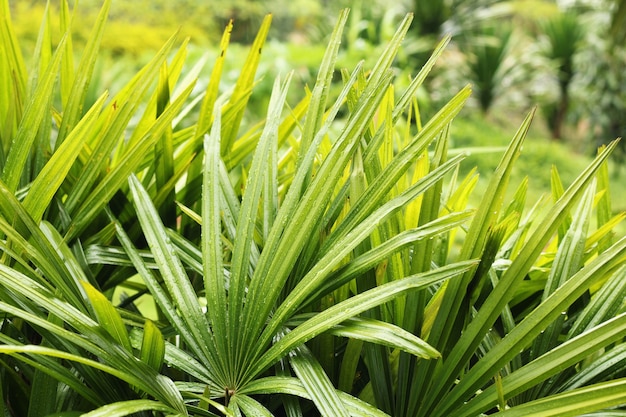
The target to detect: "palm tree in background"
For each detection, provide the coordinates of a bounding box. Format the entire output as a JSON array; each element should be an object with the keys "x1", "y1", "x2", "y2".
[
  {"x1": 464, "y1": 24, "x2": 514, "y2": 114},
  {"x1": 540, "y1": 12, "x2": 585, "y2": 140}
]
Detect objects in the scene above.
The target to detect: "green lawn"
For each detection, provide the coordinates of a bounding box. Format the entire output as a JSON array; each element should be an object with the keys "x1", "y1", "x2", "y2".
[{"x1": 451, "y1": 112, "x2": 626, "y2": 214}]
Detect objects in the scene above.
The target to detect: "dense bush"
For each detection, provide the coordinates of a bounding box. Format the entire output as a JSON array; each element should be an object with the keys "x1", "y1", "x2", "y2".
[{"x1": 1, "y1": 1, "x2": 625, "y2": 416}]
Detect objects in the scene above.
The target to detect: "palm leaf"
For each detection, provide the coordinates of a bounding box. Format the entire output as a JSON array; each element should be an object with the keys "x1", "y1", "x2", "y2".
[
  {"x1": 22, "y1": 92, "x2": 107, "y2": 223},
  {"x1": 81, "y1": 281, "x2": 132, "y2": 353},
  {"x1": 456, "y1": 312, "x2": 626, "y2": 416},
  {"x1": 288, "y1": 344, "x2": 350, "y2": 417},
  {"x1": 241, "y1": 68, "x2": 395, "y2": 365},
  {"x1": 126, "y1": 175, "x2": 222, "y2": 376},
  {"x1": 67, "y1": 77, "x2": 195, "y2": 240},
  {"x1": 220, "y1": 14, "x2": 272, "y2": 153},
  {"x1": 241, "y1": 377, "x2": 391, "y2": 417},
  {"x1": 287, "y1": 315, "x2": 440, "y2": 359},
  {"x1": 56, "y1": 0, "x2": 110, "y2": 145},
  {"x1": 492, "y1": 378, "x2": 626, "y2": 417},
  {"x1": 80, "y1": 400, "x2": 179, "y2": 417},
  {"x1": 1, "y1": 35, "x2": 66, "y2": 192},
  {"x1": 247, "y1": 260, "x2": 477, "y2": 381},
  {"x1": 435, "y1": 236, "x2": 626, "y2": 415},
  {"x1": 296, "y1": 9, "x2": 349, "y2": 168},
  {"x1": 229, "y1": 74, "x2": 292, "y2": 375},
  {"x1": 62, "y1": 32, "x2": 179, "y2": 227},
  {"x1": 202, "y1": 107, "x2": 229, "y2": 366},
  {"x1": 140, "y1": 320, "x2": 165, "y2": 372}
]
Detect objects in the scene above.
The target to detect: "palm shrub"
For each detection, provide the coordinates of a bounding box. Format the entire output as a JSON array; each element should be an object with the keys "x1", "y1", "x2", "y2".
[
  {"x1": 539, "y1": 12, "x2": 585, "y2": 140},
  {"x1": 0, "y1": 3, "x2": 472, "y2": 415},
  {"x1": 1, "y1": 1, "x2": 626, "y2": 417},
  {"x1": 464, "y1": 24, "x2": 514, "y2": 113}
]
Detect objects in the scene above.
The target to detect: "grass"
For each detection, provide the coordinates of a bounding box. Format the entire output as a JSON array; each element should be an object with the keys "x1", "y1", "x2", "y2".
[{"x1": 451, "y1": 112, "x2": 626, "y2": 213}]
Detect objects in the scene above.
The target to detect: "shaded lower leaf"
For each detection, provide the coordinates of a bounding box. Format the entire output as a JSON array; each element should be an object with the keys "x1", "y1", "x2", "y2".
[
  {"x1": 80, "y1": 399, "x2": 178, "y2": 417},
  {"x1": 288, "y1": 343, "x2": 350, "y2": 417},
  {"x1": 0, "y1": 345, "x2": 185, "y2": 413},
  {"x1": 240, "y1": 376, "x2": 391, "y2": 417}
]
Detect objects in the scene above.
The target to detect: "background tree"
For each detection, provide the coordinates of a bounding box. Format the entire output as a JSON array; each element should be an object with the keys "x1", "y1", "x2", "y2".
[
  {"x1": 571, "y1": 0, "x2": 626, "y2": 163},
  {"x1": 464, "y1": 24, "x2": 514, "y2": 114},
  {"x1": 539, "y1": 12, "x2": 585, "y2": 140}
]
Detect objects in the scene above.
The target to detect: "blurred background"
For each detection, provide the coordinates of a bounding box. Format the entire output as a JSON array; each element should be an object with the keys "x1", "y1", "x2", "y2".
[{"x1": 8, "y1": 0, "x2": 626, "y2": 209}]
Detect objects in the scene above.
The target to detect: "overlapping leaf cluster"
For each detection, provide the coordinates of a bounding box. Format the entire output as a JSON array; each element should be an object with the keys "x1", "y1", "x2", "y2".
[{"x1": 0, "y1": 1, "x2": 625, "y2": 416}]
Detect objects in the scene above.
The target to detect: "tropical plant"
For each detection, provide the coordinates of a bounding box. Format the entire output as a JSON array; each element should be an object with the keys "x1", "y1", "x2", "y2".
[
  {"x1": 463, "y1": 24, "x2": 514, "y2": 113},
  {"x1": 0, "y1": 2, "x2": 472, "y2": 415},
  {"x1": 1, "y1": 1, "x2": 626, "y2": 417},
  {"x1": 539, "y1": 12, "x2": 585, "y2": 140}
]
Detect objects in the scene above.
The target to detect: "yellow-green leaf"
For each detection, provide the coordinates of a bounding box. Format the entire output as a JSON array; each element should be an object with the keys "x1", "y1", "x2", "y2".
[
  {"x1": 141, "y1": 320, "x2": 165, "y2": 372},
  {"x1": 81, "y1": 281, "x2": 132, "y2": 353}
]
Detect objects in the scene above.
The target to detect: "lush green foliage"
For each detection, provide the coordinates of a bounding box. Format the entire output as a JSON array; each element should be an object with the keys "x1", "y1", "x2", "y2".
[{"x1": 1, "y1": 1, "x2": 625, "y2": 416}]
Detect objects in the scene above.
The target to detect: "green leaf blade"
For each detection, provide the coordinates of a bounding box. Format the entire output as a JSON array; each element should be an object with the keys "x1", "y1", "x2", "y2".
[
  {"x1": 56, "y1": 0, "x2": 111, "y2": 145},
  {"x1": 127, "y1": 175, "x2": 222, "y2": 377},
  {"x1": 140, "y1": 320, "x2": 165, "y2": 372},
  {"x1": 2, "y1": 35, "x2": 67, "y2": 192},
  {"x1": 81, "y1": 281, "x2": 132, "y2": 353}
]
